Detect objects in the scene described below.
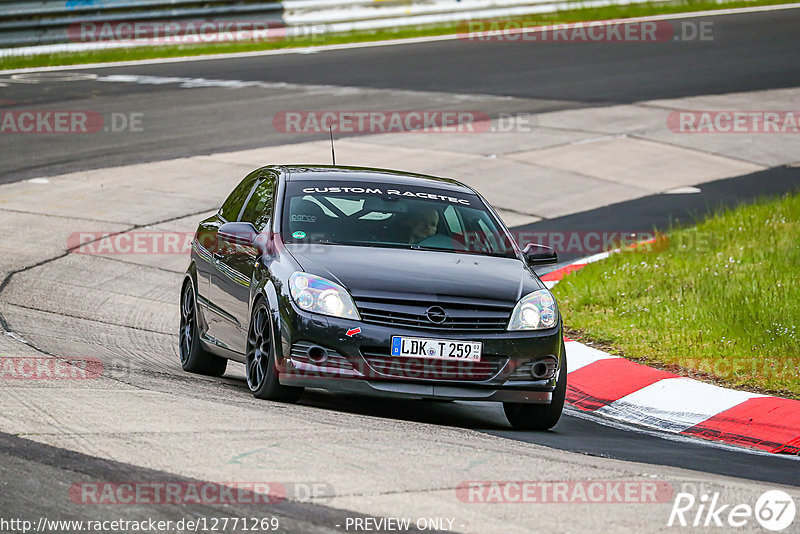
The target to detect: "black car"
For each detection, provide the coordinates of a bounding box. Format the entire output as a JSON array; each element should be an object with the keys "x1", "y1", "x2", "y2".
[{"x1": 180, "y1": 165, "x2": 566, "y2": 430}]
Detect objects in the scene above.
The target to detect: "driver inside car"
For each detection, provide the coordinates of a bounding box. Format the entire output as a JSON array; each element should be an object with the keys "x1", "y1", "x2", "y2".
[{"x1": 404, "y1": 205, "x2": 439, "y2": 244}]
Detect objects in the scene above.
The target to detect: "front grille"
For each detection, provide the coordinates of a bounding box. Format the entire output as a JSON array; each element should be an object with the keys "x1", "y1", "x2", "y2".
[
  {"x1": 353, "y1": 296, "x2": 512, "y2": 333},
  {"x1": 361, "y1": 347, "x2": 507, "y2": 381}
]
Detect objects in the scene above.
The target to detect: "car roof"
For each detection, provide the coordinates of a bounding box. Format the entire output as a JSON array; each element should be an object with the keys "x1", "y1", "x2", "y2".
[{"x1": 272, "y1": 165, "x2": 474, "y2": 194}]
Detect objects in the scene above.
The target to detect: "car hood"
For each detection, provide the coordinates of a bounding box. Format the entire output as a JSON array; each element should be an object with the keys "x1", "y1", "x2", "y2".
[{"x1": 287, "y1": 245, "x2": 542, "y2": 303}]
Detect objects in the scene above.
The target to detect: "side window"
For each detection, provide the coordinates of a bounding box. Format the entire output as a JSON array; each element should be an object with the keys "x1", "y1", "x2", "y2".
[
  {"x1": 240, "y1": 173, "x2": 277, "y2": 231},
  {"x1": 476, "y1": 217, "x2": 504, "y2": 254},
  {"x1": 219, "y1": 171, "x2": 259, "y2": 222},
  {"x1": 443, "y1": 205, "x2": 463, "y2": 235}
]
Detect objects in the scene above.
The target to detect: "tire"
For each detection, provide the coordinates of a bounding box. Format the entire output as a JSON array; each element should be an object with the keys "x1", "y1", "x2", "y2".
[
  {"x1": 503, "y1": 343, "x2": 567, "y2": 430},
  {"x1": 179, "y1": 279, "x2": 227, "y2": 377},
  {"x1": 245, "y1": 299, "x2": 303, "y2": 402}
]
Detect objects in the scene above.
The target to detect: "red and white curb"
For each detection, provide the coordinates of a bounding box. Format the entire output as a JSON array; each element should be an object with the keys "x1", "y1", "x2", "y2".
[
  {"x1": 563, "y1": 339, "x2": 800, "y2": 455},
  {"x1": 541, "y1": 251, "x2": 611, "y2": 289},
  {"x1": 546, "y1": 249, "x2": 800, "y2": 455}
]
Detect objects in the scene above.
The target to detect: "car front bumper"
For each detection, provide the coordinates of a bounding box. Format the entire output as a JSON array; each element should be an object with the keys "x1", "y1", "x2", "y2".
[{"x1": 277, "y1": 307, "x2": 563, "y2": 404}]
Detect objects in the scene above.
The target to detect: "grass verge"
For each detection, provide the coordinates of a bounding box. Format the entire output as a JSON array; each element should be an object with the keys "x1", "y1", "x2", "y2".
[
  {"x1": 1, "y1": 0, "x2": 798, "y2": 70},
  {"x1": 553, "y1": 192, "x2": 800, "y2": 399}
]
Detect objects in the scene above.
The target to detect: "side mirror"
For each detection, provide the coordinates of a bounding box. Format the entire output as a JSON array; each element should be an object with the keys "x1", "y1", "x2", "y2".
[
  {"x1": 218, "y1": 222, "x2": 258, "y2": 246},
  {"x1": 522, "y1": 243, "x2": 558, "y2": 266},
  {"x1": 218, "y1": 222, "x2": 276, "y2": 256}
]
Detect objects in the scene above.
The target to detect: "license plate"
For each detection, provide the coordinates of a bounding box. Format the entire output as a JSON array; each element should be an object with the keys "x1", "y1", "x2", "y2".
[{"x1": 390, "y1": 336, "x2": 482, "y2": 361}]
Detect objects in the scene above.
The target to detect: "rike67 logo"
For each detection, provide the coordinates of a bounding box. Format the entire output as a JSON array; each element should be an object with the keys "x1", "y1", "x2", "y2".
[{"x1": 668, "y1": 489, "x2": 796, "y2": 531}]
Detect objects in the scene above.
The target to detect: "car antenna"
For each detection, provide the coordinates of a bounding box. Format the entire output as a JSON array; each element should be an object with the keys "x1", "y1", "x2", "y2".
[{"x1": 329, "y1": 126, "x2": 336, "y2": 165}]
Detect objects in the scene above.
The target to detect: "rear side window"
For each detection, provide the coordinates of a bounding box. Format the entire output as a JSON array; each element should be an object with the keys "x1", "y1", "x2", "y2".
[
  {"x1": 240, "y1": 173, "x2": 277, "y2": 231},
  {"x1": 219, "y1": 171, "x2": 259, "y2": 221},
  {"x1": 443, "y1": 205, "x2": 463, "y2": 235}
]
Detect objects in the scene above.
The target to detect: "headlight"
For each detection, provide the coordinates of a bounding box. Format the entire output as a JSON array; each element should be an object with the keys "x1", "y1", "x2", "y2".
[
  {"x1": 289, "y1": 272, "x2": 360, "y2": 320},
  {"x1": 508, "y1": 289, "x2": 558, "y2": 331}
]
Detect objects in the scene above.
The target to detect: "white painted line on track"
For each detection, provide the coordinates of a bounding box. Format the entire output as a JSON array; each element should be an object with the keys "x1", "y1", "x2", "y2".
[
  {"x1": 664, "y1": 186, "x2": 702, "y2": 194},
  {"x1": 0, "y1": 71, "x2": 518, "y2": 104},
  {"x1": 573, "y1": 251, "x2": 611, "y2": 266},
  {"x1": 1, "y1": 3, "x2": 799, "y2": 75}
]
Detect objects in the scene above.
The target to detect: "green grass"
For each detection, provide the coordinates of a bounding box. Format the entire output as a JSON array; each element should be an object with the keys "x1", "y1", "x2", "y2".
[
  {"x1": 554, "y1": 192, "x2": 800, "y2": 399},
  {"x1": 2, "y1": 0, "x2": 798, "y2": 70}
]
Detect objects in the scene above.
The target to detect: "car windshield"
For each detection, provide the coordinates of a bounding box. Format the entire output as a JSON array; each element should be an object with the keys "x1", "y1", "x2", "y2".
[{"x1": 282, "y1": 180, "x2": 517, "y2": 258}]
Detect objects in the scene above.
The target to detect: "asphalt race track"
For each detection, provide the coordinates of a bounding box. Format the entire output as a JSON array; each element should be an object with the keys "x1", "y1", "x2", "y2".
[
  {"x1": 528, "y1": 165, "x2": 800, "y2": 265},
  {"x1": 1, "y1": 6, "x2": 799, "y2": 533},
  {"x1": 2, "y1": 8, "x2": 800, "y2": 182}
]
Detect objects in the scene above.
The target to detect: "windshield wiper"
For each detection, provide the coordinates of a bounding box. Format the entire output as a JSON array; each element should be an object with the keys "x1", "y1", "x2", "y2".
[
  {"x1": 300, "y1": 240, "x2": 513, "y2": 258},
  {"x1": 409, "y1": 244, "x2": 513, "y2": 258}
]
